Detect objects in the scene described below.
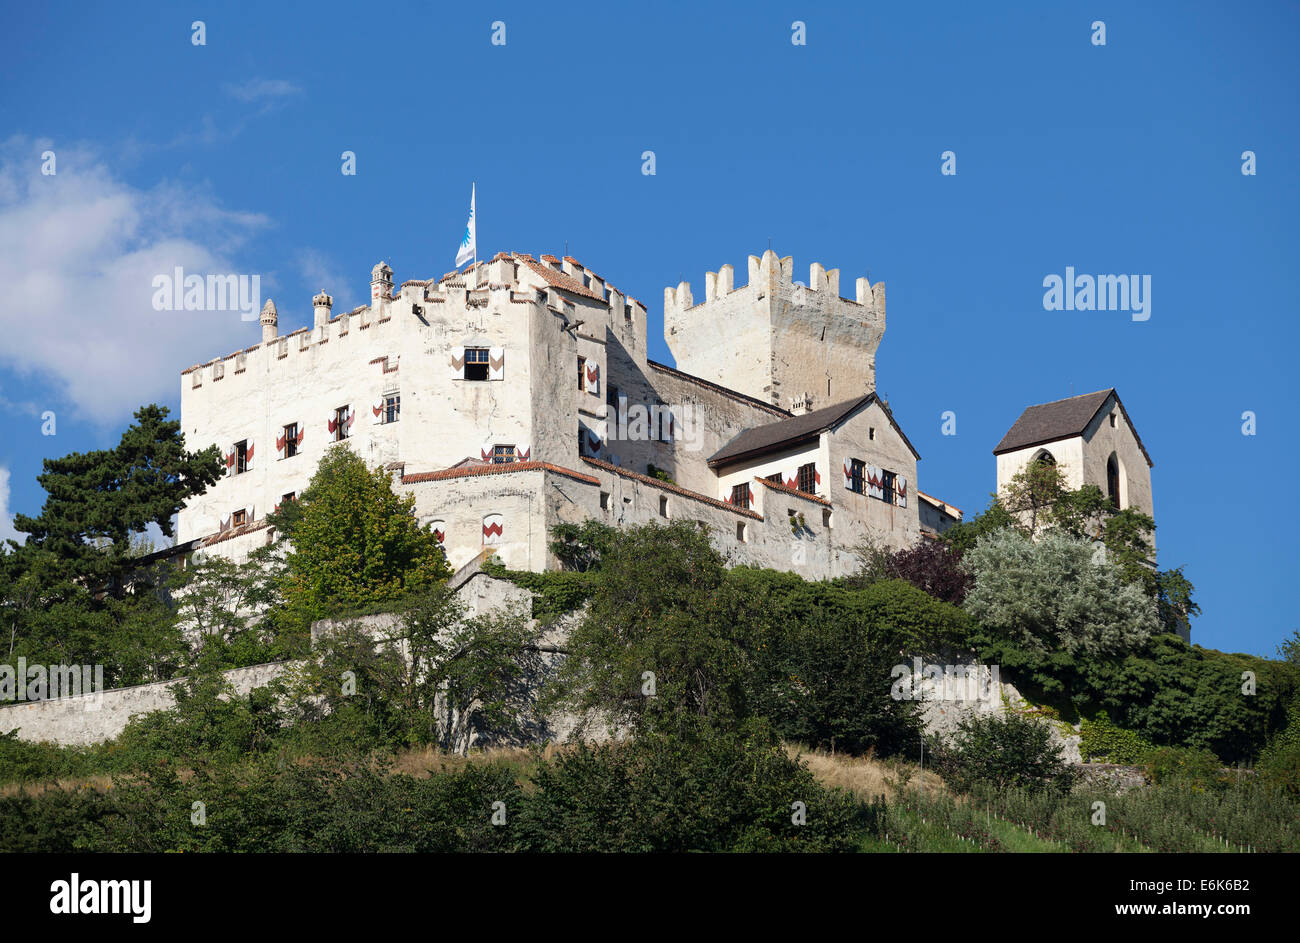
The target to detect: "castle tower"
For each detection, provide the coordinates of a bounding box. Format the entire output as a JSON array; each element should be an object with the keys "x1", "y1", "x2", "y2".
[
  {"x1": 663, "y1": 248, "x2": 886, "y2": 409},
  {"x1": 260, "y1": 298, "x2": 278, "y2": 343}
]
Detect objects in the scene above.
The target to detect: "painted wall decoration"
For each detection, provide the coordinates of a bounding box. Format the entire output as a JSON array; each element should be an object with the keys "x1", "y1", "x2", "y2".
[{"x1": 482, "y1": 513, "x2": 504, "y2": 546}]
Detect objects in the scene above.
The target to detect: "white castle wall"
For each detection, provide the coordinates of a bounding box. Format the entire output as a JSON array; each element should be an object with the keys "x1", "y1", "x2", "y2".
[{"x1": 178, "y1": 247, "x2": 937, "y2": 581}]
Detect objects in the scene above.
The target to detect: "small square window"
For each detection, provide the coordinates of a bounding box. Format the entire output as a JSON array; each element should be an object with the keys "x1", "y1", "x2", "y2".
[
  {"x1": 492, "y1": 444, "x2": 516, "y2": 464},
  {"x1": 235, "y1": 440, "x2": 249, "y2": 474},
  {"x1": 659, "y1": 495, "x2": 669, "y2": 517},
  {"x1": 869, "y1": 427, "x2": 876, "y2": 441},
  {"x1": 280, "y1": 492, "x2": 296, "y2": 508},
  {"x1": 334, "y1": 406, "x2": 350, "y2": 441},
  {"x1": 599, "y1": 491, "x2": 610, "y2": 511},
  {"x1": 232, "y1": 509, "x2": 247, "y2": 527},
  {"x1": 736, "y1": 521, "x2": 747, "y2": 542},
  {"x1": 283, "y1": 423, "x2": 298, "y2": 458},
  {"x1": 384, "y1": 393, "x2": 400, "y2": 423},
  {"x1": 465, "y1": 347, "x2": 490, "y2": 381},
  {"x1": 578, "y1": 356, "x2": 587, "y2": 392}
]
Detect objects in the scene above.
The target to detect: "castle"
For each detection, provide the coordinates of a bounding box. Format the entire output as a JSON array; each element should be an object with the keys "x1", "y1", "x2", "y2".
[{"x1": 175, "y1": 248, "x2": 966, "y2": 576}]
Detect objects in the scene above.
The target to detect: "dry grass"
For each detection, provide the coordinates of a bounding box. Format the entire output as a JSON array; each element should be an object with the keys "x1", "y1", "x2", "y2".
[
  {"x1": 0, "y1": 773, "x2": 117, "y2": 799},
  {"x1": 388, "y1": 743, "x2": 568, "y2": 779},
  {"x1": 789, "y1": 744, "x2": 948, "y2": 801}
]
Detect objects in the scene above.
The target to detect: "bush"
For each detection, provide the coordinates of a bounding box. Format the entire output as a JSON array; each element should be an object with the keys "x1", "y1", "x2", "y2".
[
  {"x1": 929, "y1": 711, "x2": 1074, "y2": 795},
  {"x1": 512, "y1": 723, "x2": 879, "y2": 852},
  {"x1": 1144, "y1": 746, "x2": 1226, "y2": 789},
  {"x1": 1079, "y1": 711, "x2": 1155, "y2": 764}
]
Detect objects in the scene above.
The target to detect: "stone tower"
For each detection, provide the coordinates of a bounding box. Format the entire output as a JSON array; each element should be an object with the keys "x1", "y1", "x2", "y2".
[{"x1": 663, "y1": 249, "x2": 886, "y2": 410}]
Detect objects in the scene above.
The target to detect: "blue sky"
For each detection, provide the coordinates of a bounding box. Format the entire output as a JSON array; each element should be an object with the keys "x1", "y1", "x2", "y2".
[{"x1": 1, "y1": 1, "x2": 1296, "y2": 656}]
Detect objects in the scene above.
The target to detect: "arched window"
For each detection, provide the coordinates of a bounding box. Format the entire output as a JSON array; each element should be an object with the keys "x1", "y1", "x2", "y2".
[
  {"x1": 1106, "y1": 454, "x2": 1121, "y2": 509},
  {"x1": 1032, "y1": 449, "x2": 1056, "y2": 466}
]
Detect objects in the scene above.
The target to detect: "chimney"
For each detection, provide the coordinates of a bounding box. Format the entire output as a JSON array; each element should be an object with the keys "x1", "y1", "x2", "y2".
[
  {"x1": 313, "y1": 290, "x2": 333, "y2": 331},
  {"x1": 260, "y1": 298, "x2": 278, "y2": 342}
]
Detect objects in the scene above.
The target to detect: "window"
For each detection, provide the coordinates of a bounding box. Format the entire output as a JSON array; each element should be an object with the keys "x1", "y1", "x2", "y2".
[
  {"x1": 232, "y1": 509, "x2": 247, "y2": 527},
  {"x1": 491, "y1": 444, "x2": 516, "y2": 464},
  {"x1": 1107, "y1": 454, "x2": 1121, "y2": 509},
  {"x1": 1109, "y1": 412, "x2": 1117, "y2": 428},
  {"x1": 730, "y1": 482, "x2": 752, "y2": 509},
  {"x1": 384, "y1": 393, "x2": 400, "y2": 424},
  {"x1": 283, "y1": 423, "x2": 298, "y2": 458},
  {"x1": 235, "y1": 440, "x2": 249, "y2": 474},
  {"x1": 766, "y1": 473, "x2": 783, "y2": 485},
  {"x1": 881, "y1": 471, "x2": 896, "y2": 505},
  {"x1": 822, "y1": 508, "x2": 832, "y2": 528},
  {"x1": 578, "y1": 356, "x2": 587, "y2": 392},
  {"x1": 736, "y1": 521, "x2": 747, "y2": 542},
  {"x1": 606, "y1": 384, "x2": 620, "y2": 409},
  {"x1": 464, "y1": 347, "x2": 490, "y2": 381},
  {"x1": 797, "y1": 462, "x2": 817, "y2": 495},
  {"x1": 868, "y1": 427, "x2": 876, "y2": 441},
  {"x1": 599, "y1": 491, "x2": 610, "y2": 511},
  {"x1": 334, "y1": 406, "x2": 350, "y2": 441},
  {"x1": 850, "y1": 458, "x2": 865, "y2": 494},
  {"x1": 280, "y1": 492, "x2": 296, "y2": 507},
  {"x1": 658, "y1": 495, "x2": 669, "y2": 518}
]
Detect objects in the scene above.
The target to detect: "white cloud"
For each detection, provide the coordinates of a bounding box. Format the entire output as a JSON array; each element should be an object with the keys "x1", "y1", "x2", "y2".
[
  {"x1": 0, "y1": 136, "x2": 271, "y2": 424},
  {"x1": 224, "y1": 78, "x2": 302, "y2": 109},
  {"x1": 0, "y1": 467, "x2": 25, "y2": 548}
]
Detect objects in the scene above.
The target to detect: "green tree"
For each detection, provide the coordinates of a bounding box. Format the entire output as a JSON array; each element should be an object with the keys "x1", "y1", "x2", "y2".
[
  {"x1": 546, "y1": 521, "x2": 757, "y2": 739},
  {"x1": 269, "y1": 446, "x2": 450, "y2": 628},
  {"x1": 8, "y1": 404, "x2": 221, "y2": 588},
  {"x1": 963, "y1": 529, "x2": 1159, "y2": 659},
  {"x1": 0, "y1": 405, "x2": 217, "y2": 684}
]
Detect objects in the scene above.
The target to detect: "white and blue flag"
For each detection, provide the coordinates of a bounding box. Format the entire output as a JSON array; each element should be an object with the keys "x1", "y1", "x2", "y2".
[{"x1": 455, "y1": 183, "x2": 476, "y2": 268}]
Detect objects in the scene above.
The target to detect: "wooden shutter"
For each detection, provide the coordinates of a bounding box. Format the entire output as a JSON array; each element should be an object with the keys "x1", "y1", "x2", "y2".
[
  {"x1": 516, "y1": 442, "x2": 531, "y2": 462},
  {"x1": 489, "y1": 347, "x2": 505, "y2": 381},
  {"x1": 371, "y1": 395, "x2": 385, "y2": 424},
  {"x1": 244, "y1": 440, "x2": 254, "y2": 472},
  {"x1": 482, "y1": 513, "x2": 504, "y2": 546},
  {"x1": 896, "y1": 475, "x2": 908, "y2": 508},
  {"x1": 842, "y1": 459, "x2": 853, "y2": 490},
  {"x1": 867, "y1": 465, "x2": 884, "y2": 500},
  {"x1": 584, "y1": 361, "x2": 599, "y2": 395},
  {"x1": 276, "y1": 428, "x2": 287, "y2": 460},
  {"x1": 449, "y1": 346, "x2": 465, "y2": 379}
]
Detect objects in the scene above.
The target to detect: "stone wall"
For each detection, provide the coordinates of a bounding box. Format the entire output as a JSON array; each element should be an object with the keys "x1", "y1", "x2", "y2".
[{"x1": 0, "y1": 662, "x2": 290, "y2": 748}]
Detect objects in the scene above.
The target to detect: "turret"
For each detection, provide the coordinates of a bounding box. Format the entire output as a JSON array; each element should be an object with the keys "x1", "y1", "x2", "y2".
[{"x1": 260, "y1": 298, "x2": 278, "y2": 343}]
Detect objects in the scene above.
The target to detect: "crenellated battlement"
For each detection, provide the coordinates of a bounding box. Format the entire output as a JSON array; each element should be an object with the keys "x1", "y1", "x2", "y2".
[
  {"x1": 664, "y1": 248, "x2": 885, "y2": 319},
  {"x1": 181, "y1": 251, "x2": 653, "y2": 392},
  {"x1": 663, "y1": 248, "x2": 888, "y2": 406}
]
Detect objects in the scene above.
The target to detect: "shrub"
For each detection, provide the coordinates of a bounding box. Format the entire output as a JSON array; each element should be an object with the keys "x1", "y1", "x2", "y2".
[
  {"x1": 929, "y1": 711, "x2": 1074, "y2": 795},
  {"x1": 1079, "y1": 711, "x2": 1155, "y2": 764}
]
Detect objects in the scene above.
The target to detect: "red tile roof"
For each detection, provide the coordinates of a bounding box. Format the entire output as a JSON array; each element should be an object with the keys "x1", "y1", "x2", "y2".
[
  {"x1": 754, "y1": 477, "x2": 832, "y2": 507},
  {"x1": 401, "y1": 461, "x2": 599, "y2": 486}
]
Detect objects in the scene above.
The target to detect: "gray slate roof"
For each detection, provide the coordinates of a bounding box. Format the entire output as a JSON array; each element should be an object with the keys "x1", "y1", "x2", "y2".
[
  {"x1": 992, "y1": 388, "x2": 1153, "y2": 467},
  {"x1": 708, "y1": 393, "x2": 920, "y2": 466}
]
